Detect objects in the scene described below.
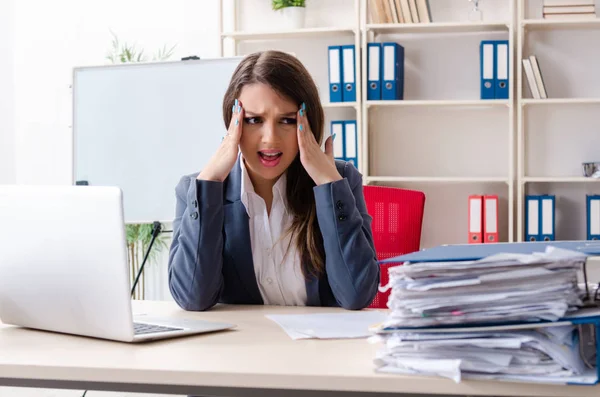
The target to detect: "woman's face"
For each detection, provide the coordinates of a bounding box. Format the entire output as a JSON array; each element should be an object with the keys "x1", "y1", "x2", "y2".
[{"x1": 237, "y1": 82, "x2": 300, "y2": 185}]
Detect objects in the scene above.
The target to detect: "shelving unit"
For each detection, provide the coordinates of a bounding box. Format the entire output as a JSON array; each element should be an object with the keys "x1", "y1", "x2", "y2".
[
  {"x1": 522, "y1": 98, "x2": 600, "y2": 105},
  {"x1": 365, "y1": 21, "x2": 510, "y2": 34},
  {"x1": 360, "y1": 0, "x2": 515, "y2": 247},
  {"x1": 221, "y1": 27, "x2": 357, "y2": 41},
  {"x1": 516, "y1": 0, "x2": 600, "y2": 242},
  {"x1": 523, "y1": 177, "x2": 600, "y2": 183},
  {"x1": 365, "y1": 176, "x2": 510, "y2": 184},
  {"x1": 217, "y1": 1, "x2": 600, "y2": 247},
  {"x1": 521, "y1": 18, "x2": 600, "y2": 30},
  {"x1": 365, "y1": 99, "x2": 510, "y2": 107},
  {"x1": 322, "y1": 102, "x2": 359, "y2": 109}
]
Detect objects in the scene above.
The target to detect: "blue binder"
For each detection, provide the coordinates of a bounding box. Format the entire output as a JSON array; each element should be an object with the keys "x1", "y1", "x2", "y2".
[
  {"x1": 331, "y1": 120, "x2": 345, "y2": 161},
  {"x1": 343, "y1": 120, "x2": 358, "y2": 168},
  {"x1": 379, "y1": 240, "x2": 600, "y2": 264},
  {"x1": 587, "y1": 195, "x2": 600, "y2": 240},
  {"x1": 540, "y1": 194, "x2": 556, "y2": 241},
  {"x1": 381, "y1": 42, "x2": 404, "y2": 101},
  {"x1": 494, "y1": 40, "x2": 509, "y2": 99},
  {"x1": 480, "y1": 40, "x2": 496, "y2": 100},
  {"x1": 328, "y1": 45, "x2": 343, "y2": 103},
  {"x1": 367, "y1": 43, "x2": 382, "y2": 100},
  {"x1": 341, "y1": 45, "x2": 356, "y2": 102},
  {"x1": 525, "y1": 195, "x2": 541, "y2": 242}
]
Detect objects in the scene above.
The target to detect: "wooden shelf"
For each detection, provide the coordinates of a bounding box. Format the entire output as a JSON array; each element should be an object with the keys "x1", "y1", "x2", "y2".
[
  {"x1": 521, "y1": 98, "x2": 600, "y2": 106},
  {"x1": 522, "y1": 177, "x2": 600, "y2": 183},
  {"x1": 366, "y1": 176, "x2": 509, "y2": 184},
  {"x1": 221, "y1": 27, "x2": 355, "y2": 40},
  {"x1": 522, "y1": 18, "x2": 600, "y2": 30},
  {"x1": 366, "y1": 21, "x2": 510, "y2": 34},
  {"x1": 366, "y1": 99, "x2": 510, "y2": 107}
]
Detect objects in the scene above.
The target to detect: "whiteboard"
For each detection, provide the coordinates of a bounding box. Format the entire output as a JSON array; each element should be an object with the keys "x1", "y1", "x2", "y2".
[{"x1": 72, "y1": 57, "x2": 242, "y2": 224}]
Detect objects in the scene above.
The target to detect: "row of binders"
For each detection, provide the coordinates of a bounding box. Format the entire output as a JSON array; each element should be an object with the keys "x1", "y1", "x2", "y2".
[
  {"x1": 542, "y1": 0, "x2": 597, "y2": 20},
  {"x1": 328, "y1": 45, "x2": 357, "y2": 103},
  {"x1": 523, "y1": 55, "x2": 548, "y2": 99},
  {"x1": 331, "y1": 120, "x2": 358, "y2": 168},
  {"x1": 371, "y1": 242, "x2": 600, "y2": 385},
  {"x1": 329, "y1": 43, "x2": 405, "y2": 102},
  {"x1": 468, "y1": 195, "x2": 499, "y2": 244},
  {"x1": 368, "y1": 0, "x2": 431, "y2": 24},
  {"x1": 525, "y1": 194, "x2": 600, "y2": 241},
  {"x1": 366, "y1": 42, "x2": 404, "y2": 100},
  {"x1": 480, "y1": 40, "x2": 510, "y2": 100}
]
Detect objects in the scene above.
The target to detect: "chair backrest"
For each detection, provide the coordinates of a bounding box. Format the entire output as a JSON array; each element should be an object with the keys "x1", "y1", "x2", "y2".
[{"x1": 363, "y1": 185, "x2": 426, "y2": 309}]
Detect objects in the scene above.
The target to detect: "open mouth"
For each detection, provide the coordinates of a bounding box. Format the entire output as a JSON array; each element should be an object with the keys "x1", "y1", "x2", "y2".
[{"x1": 258, "y1": 150, "x2": 283, "y2": 167}]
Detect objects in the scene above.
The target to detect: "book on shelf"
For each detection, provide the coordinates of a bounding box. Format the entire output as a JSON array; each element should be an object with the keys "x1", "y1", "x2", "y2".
[
  {"x1": 522, "y1": 55, "x2": 547, "y2": 100},
  {"x1": 542, "y1": 0, "x2": 597, "y2": 20},
  {"x1": 368, "y1": 0, "x2": 431, "y2": 24}
]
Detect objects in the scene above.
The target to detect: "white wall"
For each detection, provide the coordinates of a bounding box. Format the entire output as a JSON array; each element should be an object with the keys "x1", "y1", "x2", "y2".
[
  {"x1": 13, "y1": 0, "x2": 220, "y2": 185},
  {"x1": 9, "y1": 0, "x2": 222, "y2": 301},
  {"x1": 0, "y1": 0, "x2": 15, "y2": 184},
  {"x1": 9, "y1": 0, "x2": 600, "y2": 277}
]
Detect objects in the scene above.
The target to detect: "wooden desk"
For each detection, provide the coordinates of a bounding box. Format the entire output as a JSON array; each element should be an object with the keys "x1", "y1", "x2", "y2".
[{"x1": 0, "y1": 301, "x2": 598, "y2": 397}]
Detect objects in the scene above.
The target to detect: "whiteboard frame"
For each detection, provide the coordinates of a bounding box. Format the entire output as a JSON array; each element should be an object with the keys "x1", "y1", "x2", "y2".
[{"x1": 70, "y1": 57, "x2": 244, "y2": 225}]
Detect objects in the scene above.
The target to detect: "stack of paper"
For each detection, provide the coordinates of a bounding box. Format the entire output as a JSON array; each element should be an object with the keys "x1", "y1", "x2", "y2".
[
  {"x1": 380, "y1": 247, "x2": 587, "y2": 328},
  {"x1": 372, "y1": 323, "x2": 598, "y2": 384},
  {"x1": 371, "y1": 247, "x2": 598, "y2": 385}
]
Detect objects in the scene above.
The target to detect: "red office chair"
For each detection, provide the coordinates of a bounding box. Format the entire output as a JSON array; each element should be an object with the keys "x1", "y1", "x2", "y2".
[{"x1": 363, "y1": 185, "x2": 426, "y2": 309}]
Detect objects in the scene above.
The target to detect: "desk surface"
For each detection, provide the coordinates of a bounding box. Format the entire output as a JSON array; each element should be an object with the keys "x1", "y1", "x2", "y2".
[{"x1": 0, "y1": 301, "x2": 599, "y2": 397}]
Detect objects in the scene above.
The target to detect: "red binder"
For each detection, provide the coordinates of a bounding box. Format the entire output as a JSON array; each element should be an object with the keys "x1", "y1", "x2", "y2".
[
  {"x1": 483, "y1": 195, "x2": 499, "y2": 243},
  {"x1": 468, "y1": 195, "x2": 483, "y2": 244}
]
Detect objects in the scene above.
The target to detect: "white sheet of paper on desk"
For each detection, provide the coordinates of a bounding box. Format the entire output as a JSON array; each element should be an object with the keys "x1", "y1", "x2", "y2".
[{"x1": 266, "y1": 311, "x2": 388, "y2": 340}]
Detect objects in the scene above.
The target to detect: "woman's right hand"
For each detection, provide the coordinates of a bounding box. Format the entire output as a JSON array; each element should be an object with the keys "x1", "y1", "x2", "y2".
[{"x1": 197, "y1": 99, "x2": 244, "y2": 182}]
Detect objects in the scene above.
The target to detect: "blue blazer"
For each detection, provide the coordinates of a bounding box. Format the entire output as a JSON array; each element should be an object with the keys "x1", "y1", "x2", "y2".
[{"x1": 167, "y1": 156, "x2": 380, "y2": 311}]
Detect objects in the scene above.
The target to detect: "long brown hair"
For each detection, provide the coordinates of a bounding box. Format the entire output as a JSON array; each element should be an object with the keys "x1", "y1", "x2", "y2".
[{"x1": 222, "y1": 50, "x2": 326, "y2": 279}]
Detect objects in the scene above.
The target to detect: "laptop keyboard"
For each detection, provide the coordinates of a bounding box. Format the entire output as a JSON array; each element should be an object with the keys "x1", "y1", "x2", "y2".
[{"x1": 134, "y1": 322, "x2": 183, "y2": 335}]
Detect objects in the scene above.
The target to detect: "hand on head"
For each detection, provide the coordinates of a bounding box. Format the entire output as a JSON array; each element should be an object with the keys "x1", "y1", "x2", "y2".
[{"x1": 296, "y1": 102, "x2": 342, "y2": 186}]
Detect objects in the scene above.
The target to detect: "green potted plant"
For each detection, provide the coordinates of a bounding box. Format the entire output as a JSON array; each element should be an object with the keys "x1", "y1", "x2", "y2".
[{"x1": 272, "y1": 0, "x2": 306, "y2": 29}]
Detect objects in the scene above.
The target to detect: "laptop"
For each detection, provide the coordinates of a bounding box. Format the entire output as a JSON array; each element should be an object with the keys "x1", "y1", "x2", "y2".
[{"x1": 0, "y1": 185, "x2": 236, "y2": 342}]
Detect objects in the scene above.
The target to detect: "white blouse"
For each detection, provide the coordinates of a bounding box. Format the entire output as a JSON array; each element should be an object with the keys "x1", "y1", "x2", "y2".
[{"x1": 239, "y1": 158, "x2": 307, "y2": 306}]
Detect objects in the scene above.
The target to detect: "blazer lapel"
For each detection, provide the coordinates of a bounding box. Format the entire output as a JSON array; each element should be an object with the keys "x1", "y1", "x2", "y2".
[{"x1": 223, "y1": 155, "x2": 263, "y2": 304}]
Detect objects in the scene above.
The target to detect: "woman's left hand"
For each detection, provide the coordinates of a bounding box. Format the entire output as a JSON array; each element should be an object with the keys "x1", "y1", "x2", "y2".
[{"x1": 296, "y1": 103, "x2": 343, "y2": 186}]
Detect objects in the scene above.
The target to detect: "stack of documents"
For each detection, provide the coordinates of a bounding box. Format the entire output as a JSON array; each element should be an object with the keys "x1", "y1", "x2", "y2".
[
  {"x1": 371, "y1": 318, "x2": 599, "y2": 384},
  {"x1": 380, "y1": 247, "x2": 587, "y2": 328},
  {"x1": 370, "y1": 246, "x2": 600, "y2": 385}
]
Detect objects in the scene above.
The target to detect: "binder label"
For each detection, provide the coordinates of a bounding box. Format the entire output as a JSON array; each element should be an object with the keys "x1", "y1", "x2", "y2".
[
  {"x1": 345, "y1": 122, "x2": 357, "y2": 158},
  {"x1": 342, "y1": 47, "x2": 355, "y2": 84},
  {"x1": 329, "y1": 49, "x2": 340, "y2": 84},
  {"x1": 368, "y1": 45, "x2": 380, "y2": 81},
  {"x1": 485, "y1": 198, "x2": 497, "y2": 234},
  {"x1": 483, "y1": 44, "x2": 494, "y2": 81},
  {"x1": 542, "y1": 198, "x2": 553, "y2": 236},
  {"x1": 591, "y1": 199, "x2": 600, "y2": 236},
  {"x1": 383, "y1": 45, "x2": 395, "y2": 81},
  {"x1": 497, "y1": 43, "x2": 508, "y2": 80},
  {"x1": 332, "y1": 122, "x2": 344, "y2": 158},
  {"x1": 528, "y1": 199, "x2": 539, "y2": 237},
  {"x1": 470, "y1": 199, "x2": 482, "y2": 233}
]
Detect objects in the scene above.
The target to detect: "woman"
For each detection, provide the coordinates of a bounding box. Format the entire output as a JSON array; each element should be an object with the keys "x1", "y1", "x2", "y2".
[{"x1": 168, "y1": 50, "x2": 379, "y2": 311}]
